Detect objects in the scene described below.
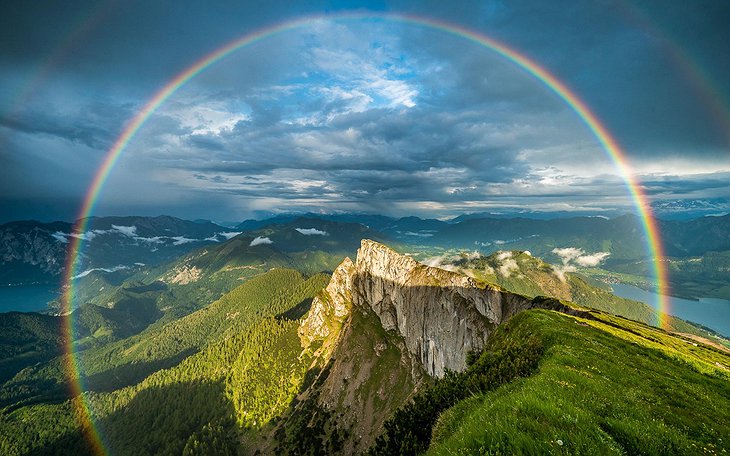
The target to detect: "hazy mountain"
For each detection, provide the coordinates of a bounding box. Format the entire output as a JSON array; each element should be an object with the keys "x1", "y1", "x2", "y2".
[
  {"x1": 237, "y1": 212, "x2": 730, "y2": 259},
  {"x1": 651, "y1": 198, "x2": 730, "y2": 220},
  {"x1": 235, "y1": 212, "x2": 445, "y2": 239},
  {"x1": 0, "y1": 216, "x2": 235, "y2": 287}
]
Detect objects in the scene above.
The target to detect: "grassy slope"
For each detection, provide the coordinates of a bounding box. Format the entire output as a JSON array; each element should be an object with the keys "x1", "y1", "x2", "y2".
[
  {"x1": 428, "y1": 309, "x2": 730, "y2": 455},
  {"x1": 0, "y1": 270, "x2": 329, "y2": 455},
  {"x1": 271, "y1": 304, "x2": 426, "y2": 455}
]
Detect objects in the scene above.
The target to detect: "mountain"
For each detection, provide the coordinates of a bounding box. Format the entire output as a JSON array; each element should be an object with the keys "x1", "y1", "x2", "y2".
[
  {"x1": 0, "y1": 220, "x2": 70, "y2": 284},
  {"x1": 0, "y1": 312, "x2": 65, "y2": 384},
  {"x1": 236, "y1": 213, "x2": 398, "y2": 232},
  {"x1": 1, "y1": 240, "x2": 728, "y2": 455},
  {"x1": 659, "y1": 213, "x2": 730, "y2": 256},
  {"x1": 651, "y1": 198, "x2": 730, "y2": 220},
  {"x1": 26, "y1": 218, "x2": 391, "y2": 350},
  {"x1": 236, "y1": 212, "x2": 447, "y2": 242},
  {"x1": 269, "y1": 240, "x2": 563, "y2": 453},
  {"x1": 0, "y1": 216, "x2": 235, "y2": 290},
  {"x1": 260, "y1": 240, "x2": 730, "y2": 454},
  {"x1": 427, "y1": 249, "x2": 717, "y2": 337},
  {"x1": 0, "y1": 292, "x2": 164, "y2": 385},
  {"x1": 134, "y1": 217, "x2": 393, "y2": 308}
]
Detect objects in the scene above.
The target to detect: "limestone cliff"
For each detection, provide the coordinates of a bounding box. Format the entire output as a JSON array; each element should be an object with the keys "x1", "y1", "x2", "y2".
[
  {"x1": 300, "y1": 239, "x2": 536, "y2": 377},
  {"x1": 282, "y1": 239, "x2": 547, "y2": 454},
  {"x1": 298, "y1": 256, "x2": 356, "y2": 359}
]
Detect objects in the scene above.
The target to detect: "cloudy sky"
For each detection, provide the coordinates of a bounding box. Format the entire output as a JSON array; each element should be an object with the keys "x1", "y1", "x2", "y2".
[{"x1": 1, "y1": 0, "x2": 729, "y2": 222}]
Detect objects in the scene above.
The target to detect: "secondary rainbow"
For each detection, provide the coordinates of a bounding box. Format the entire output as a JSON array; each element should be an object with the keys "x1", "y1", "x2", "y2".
[{"x1": 60, "y1": 13, "x2": 670, "y2": 455}]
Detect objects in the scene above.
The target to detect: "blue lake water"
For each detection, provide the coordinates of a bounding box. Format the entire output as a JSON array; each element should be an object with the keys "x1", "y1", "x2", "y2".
[
  {"x1": 0, "y1": 284, "x2": 60, "y2": 313},
  {"x1": 611, "y1": 283, "x2": 730, "y2": 337}
]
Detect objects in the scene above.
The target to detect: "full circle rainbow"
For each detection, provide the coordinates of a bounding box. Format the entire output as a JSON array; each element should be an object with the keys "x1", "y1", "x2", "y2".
[{"x1": 60, "y1": 13, "x2": 670, "y2": 455}]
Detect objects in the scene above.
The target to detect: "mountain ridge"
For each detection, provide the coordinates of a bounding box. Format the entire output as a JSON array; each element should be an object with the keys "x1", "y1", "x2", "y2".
[{"x1": 273, "y1": 239, "x2": 591, "y2": 453}]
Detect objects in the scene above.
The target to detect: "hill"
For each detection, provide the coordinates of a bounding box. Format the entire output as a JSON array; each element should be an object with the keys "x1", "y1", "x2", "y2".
[{"x1": 427, "y1": 249, "x2": 720, "y2": 340}]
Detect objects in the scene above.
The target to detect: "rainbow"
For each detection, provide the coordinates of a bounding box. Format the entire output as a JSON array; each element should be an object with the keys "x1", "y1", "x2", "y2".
[
  {"x1": 60, "y1": 13, "x2": 670, "y2": 455},
  {"x1": 615, "y1": 1, "x2": 730, "y2": 148}
]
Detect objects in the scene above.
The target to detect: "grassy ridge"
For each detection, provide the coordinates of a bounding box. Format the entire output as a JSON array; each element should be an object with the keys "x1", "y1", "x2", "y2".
[{"x1": 393, "y1": 309, "x2": 730, "y2": 455}]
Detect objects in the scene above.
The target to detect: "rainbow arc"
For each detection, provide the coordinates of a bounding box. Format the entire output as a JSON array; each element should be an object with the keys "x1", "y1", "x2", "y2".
[{"x1": 59, "y1": 14, "x2": 669, "y2": 455}]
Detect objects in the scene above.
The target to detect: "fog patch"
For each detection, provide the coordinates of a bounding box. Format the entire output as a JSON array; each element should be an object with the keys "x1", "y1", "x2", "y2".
[
  {"x1": 250, "y1": 236, "x2": 273, "y2": 246},
  {"x1": 296, "y1": 227, "x2": 329, "y2": 236}
]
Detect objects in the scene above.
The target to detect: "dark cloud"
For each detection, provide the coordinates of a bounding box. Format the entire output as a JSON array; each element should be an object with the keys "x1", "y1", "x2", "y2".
[{"x1": 0, "y1": 1, "x2": 728, "y2": 222}]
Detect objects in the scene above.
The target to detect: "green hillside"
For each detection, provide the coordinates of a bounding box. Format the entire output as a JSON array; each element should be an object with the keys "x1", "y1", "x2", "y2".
[
  {"x1": 443, "y1": 250, "x2": 721, "y2": 340},
  {"x1": 0, "y1": 269, "x2": 327, "y2": 412},
  {"x1": 375, "y1": 308, "x2": 730, "y2": 455},
  {"x1": 0, "y1": 312, "x2": 65, "y2": 384}
]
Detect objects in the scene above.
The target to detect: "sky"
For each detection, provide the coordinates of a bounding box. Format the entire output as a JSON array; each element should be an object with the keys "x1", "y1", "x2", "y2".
[{"x1": 1, "y1": 0, "x2": 729, "y2": 223}]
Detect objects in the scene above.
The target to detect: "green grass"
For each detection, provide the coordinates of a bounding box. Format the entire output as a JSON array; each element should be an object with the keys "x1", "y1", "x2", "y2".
[
  {"x1": 426, "y1": 310, "x2": 730, "y2": 455},
  {"x1": 0, "y1": 269, "x2": 330, "y2": 455}
]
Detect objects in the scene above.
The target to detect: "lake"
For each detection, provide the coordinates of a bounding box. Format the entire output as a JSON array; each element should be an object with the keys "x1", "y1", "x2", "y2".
[
  {"x1": 611, "y1": 283, "x2": 730, "y2": 337},
  {"x1": 0, "y1": 284, "x2": 61, "y2": 313}
]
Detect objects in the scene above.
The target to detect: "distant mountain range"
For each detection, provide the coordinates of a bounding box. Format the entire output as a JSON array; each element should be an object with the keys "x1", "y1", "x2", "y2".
[
  {"x1": 0, "y1": 215, "x2": 236, "y2": 286},
  {"x1": 3, "y1": 212, "x2": 730, "y2": 308},
  {"x1": 238, "y1": 211, "x2": 730, "y2": 258}
]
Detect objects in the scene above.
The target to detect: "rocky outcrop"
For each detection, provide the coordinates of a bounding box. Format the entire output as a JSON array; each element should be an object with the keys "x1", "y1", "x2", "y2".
[
  {"x1": 300, "y1": 239, "x2": 537, "y2": 377},
  {"x1": 288, "y1": 239, "x2": 580, "y2": 453},
  {"x1": 298, "y1": 257, "x2": 356, "y2": 358},
  {"x1": 165, "y1": 265, "x2": 203, "y2": 285}
]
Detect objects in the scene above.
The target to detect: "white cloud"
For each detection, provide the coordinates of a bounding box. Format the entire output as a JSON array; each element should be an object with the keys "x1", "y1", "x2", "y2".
[
  {"x1": 552, "y1": 247, "x2": 583, "y2": 263},
  {"x1": 403, "y1": 231, "x2": 434, "y2": 237},
  {"x1": 551, "y1": 247, "x2": 610, "y2": 281},
  {"x1": 71, "y1": 231, "x2": 97, "y2": 241},
  {"x1": 498, "y1": 258, "x2": 520, "y2": 277},
  {"x1": 171, "y1": 236, "x2": 196, "y2": 245},
  {"x1": 295, "y1": 227, "x2": 328, "y2": 236},
  {"x1": 496, "y1": 251, "x2": 513, "y2": 261},
  {"x1": 492, "y1": 251, "x2": 519, "y2": 277},
  {"x1": 112, "y1": 225, "x2": 137, "y2": 237},
  {"x1": 72, "y1": 265, "x2": 128, "y2": 280},
  {"x1": 552, "y1": 247, "x2": 610, "y2": 267},
  {"x1": 165, "y1": 100, "x2": 249, "y2": 136},
  {"x1": 52, "y1": 231, "x2": 69, "y2": 243},
  {"x1": 219, "y1": 231, "x2": 241, "y2": 240},
  {"x1": 552, "y1": 264, "x2": 576, "y2": 282},
  {"x1": 249, "y1": 236, "x2": 273, "y2": 246},
  {"x1": 422, "y1": 254, "x2": 458, "y2": 272},
  {"x1": 464, "y1": 251, "x2": 481, "y2": 261},
  {"x1": 575, "y1": 252, "x2": 611, "y2": 267},
  {"x1": 134, "y1": 236, "x2": 164, "y2": 244}
]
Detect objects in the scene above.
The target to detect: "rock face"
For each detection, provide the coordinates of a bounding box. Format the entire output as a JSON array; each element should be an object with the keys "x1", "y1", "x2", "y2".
[
  {"x1": 0, "y1": 217, "x2": 228, "y2": 286},
  {"x1": 301, "y1": 239, "x2": 536, "y2": 378},
  {"x1": 287, "y1": 239, "x2": 573, "y2": 454},
  {"x1": 298, "y1": 257, "x2": 355, "y2": 357}
]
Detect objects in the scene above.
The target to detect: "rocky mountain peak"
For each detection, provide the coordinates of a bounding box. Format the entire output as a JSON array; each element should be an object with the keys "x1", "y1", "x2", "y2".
[{"x1": 301, "y1": 239, "x2": 536, "y2": 377}]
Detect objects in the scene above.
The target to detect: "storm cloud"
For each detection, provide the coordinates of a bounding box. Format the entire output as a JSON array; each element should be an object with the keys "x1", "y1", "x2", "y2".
[{"x1": 1, "y1": 1, "x2": 728, "y2": 222}]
